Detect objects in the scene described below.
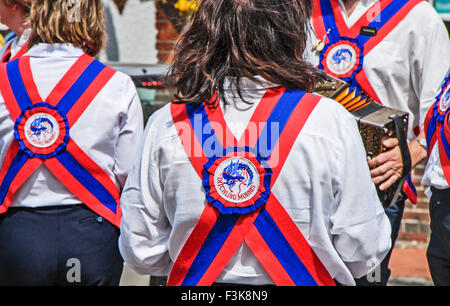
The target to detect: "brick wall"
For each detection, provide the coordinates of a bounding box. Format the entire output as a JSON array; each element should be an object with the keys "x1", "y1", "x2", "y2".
[
  {"x1": 155, "y1": 1, "x2": 184, "y2": 64},
  {"x1": 399, "y1": 161, "x2": 431, "y2": 244},
  {"x1": 153, "y1": 3, "x2": 432, "y2": 245}
]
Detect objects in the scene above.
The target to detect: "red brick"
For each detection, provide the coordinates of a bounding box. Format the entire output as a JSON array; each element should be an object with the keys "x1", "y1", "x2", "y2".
[
  {"x1": 157, "y1": 30, "x2": 181, "y2": 42},
  {"x1": 156, "y1": 20, "x2": 177, "y2": 32},
  {"x1": 156, "y1": 9, "x2": 169, "y2": 20},
  {"x1": 157, "y1": 51, "x2": 175, "y2": 63},
  {"x1": 416, "y1": 199, "x2": 430, "y2": 210},
  {"x1": 403, "y1": 211, "x2": 430, "y2": 222},
  {"x1": 397, "y1": 232, "x2": 428, "y2": 242},
  {"x1": 156, "y1": 42, "x2": 176, "y2": 52},
  {"x1": 390, "y1": 248, "x2": 432, "y2": 280}
]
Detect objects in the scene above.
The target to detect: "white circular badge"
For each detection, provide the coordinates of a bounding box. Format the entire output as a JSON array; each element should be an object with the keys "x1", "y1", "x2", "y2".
[
  {"x1": 213, "y1": 157, "x2": 260, "y2": 204},
  {"x1": 439, "y1": 85, "x2": 450, "y2": 113},
  {"x1": 24, "y1": 113, "x2": 60, "y2": 148},
  {"x1": 326, "y1": 44, "x2": 358, "y2": 76}
]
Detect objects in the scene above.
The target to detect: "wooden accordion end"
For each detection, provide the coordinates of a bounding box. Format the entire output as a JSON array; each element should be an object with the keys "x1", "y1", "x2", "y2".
[{"x1": 312, "y1": 70, "x2": 412, "y2": 208}]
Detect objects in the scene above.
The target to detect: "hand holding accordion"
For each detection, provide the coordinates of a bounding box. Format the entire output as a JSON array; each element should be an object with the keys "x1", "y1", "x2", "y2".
[{"x1": 312, "y1": 69, "x2": 412, "y2": 208}]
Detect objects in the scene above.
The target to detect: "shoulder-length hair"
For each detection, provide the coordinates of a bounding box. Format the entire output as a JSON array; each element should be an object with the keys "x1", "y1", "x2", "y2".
[
  {"x1": 170, "y1": 0, "x2": 317, "y2": 106},
  {"x1": 28, "y1": 0, "x2": 106, "y2": 57}
]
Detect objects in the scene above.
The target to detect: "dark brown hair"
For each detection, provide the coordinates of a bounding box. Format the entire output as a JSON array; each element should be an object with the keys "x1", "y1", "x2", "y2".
[{"x1": 170, "y1": 0, "x2": 317, "y2": 106}]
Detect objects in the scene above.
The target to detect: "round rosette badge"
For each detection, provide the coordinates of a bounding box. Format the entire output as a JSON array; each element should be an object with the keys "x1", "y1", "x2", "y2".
[
  {"x1": 203, "y1": 150, "x2": 272, "y2": 215},
  {"x1": 319, "y1": 38, "x2": 363, "y2": 82},
  {"x1": 14, "y1": 103, "x2": 70, "y2": 159},
  {"x1": 432, "y1": 78, "x2": 450, "y2": 123},
  {"x1": 438, "y1": 81, "x2": 450, "y2": 115}
]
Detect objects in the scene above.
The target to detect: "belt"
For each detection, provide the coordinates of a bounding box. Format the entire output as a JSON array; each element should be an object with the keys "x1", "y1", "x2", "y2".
[{"x1": 430, "y1": 187, "x2": 450, "y2": 202}]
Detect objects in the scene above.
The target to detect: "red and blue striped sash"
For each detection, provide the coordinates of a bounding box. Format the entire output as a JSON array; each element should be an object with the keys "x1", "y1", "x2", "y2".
[
  {"x1": 168, "y1": 88, "x2": 336, "y2": 286},
  {"x1": 0, "y1": 54, "x2": 122, "y2": 227},
  {"x1": 312, "y1": 0, "x2": 423, "y2": 102},
  {"x1": 313, "y1": 0, "x2": 422, "y2": 204},
  {"x1": 425, "y1": 74, "x2": 450, "y2": 185}
]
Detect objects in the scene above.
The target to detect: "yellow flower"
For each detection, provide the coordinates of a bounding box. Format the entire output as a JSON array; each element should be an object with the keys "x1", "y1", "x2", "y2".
[{"x1": 174, "y1": 0, "x2": 198, "y2": 15}]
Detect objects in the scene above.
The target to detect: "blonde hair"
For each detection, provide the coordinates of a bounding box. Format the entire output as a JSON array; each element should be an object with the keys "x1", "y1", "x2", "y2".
[{"x1": 28, "y1": 0, "x2": 106, "y2": 57}]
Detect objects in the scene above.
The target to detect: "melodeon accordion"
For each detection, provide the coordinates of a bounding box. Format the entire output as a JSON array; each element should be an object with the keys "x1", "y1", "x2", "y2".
[{"x1": 312, "y1": 70, "x2": 411, "y2": 208}]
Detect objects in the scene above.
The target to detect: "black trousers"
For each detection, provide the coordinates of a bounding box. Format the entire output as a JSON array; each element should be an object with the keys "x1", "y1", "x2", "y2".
[
  {"x1": 427, "y1": 187, "x2": 450, "y2": 286},
  {"x1": 0, "y1": 205, "x2": 123, "y2": 286}
]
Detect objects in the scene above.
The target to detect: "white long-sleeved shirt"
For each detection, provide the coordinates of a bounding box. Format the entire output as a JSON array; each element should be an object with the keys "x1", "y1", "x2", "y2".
[
  {"x1": 118, "y1": 78, "x2": 392, "y2": 286},
  {"x1": 0, "y1": 43, "x2": 144, "y2": 207},
  {"x1": 305, "y1": 0, "x2": 450, "y2": 140}
]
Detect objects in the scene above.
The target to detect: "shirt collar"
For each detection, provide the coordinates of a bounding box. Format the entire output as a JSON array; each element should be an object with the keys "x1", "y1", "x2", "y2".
[
  {"x1": 223, "y1": 76, "x2": 278, "y2": 92},
  {"x1": 10, "y1": 28, "x2": 30, "y2": 52},
  {"x1": 222, "y1": 76, "x2": 279, "y2": 107},
  {"x1": 24, "y1": 43, "x2": 85, "y2": 58},
  {"x1": 336, "y1": 0, "x2": 379, "y2": 27},
  {"x1": 337, "y1": 0, "x2": 377, "y2": 7}
]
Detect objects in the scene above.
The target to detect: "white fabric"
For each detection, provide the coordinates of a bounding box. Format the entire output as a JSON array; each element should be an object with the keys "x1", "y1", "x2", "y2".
[
  {"x1": 118, "y1": 78, "x2": 392, "y2": 286},
  {"x1": 0, "y1": 43, "x2": 144, "y2": 207},
  {"x1": 305, "y1": 0, "x2": 450, "y2": 141}
]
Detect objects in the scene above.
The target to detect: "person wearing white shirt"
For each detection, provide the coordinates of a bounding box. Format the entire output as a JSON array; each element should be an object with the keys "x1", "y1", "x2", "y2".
[
  {"x1": 422, "y1": 70, "x2": 450, "y2": 285},
  {"x1": 305, "y1": 0, "x2": 450, "y2": 285},
  {"x1": 118, "y1": 0, "x2": 391, "y2": 286},
  {"x1": 0, "y1": 0, "x2": 143, "y2": 285},
  {"x1": 0, "y1": 0, "x2": 30, "y2": 63}
]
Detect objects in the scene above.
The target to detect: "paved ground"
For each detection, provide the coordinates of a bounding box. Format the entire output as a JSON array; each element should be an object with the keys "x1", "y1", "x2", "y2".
[
  {"x1": 119, "y1": 245, "x2": 435, "y2": 286},
  {"x1": 388, "y1": 246, "x2": 434, "y2": 286}
]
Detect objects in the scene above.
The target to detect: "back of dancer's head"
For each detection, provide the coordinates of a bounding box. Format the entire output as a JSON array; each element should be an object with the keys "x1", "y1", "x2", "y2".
[
  {"x1": 28, "y1": 0, "x2": 106, "y2": 57},
  {"x1": 170, "y1": 0, "x2": 316, "y2": 106}
]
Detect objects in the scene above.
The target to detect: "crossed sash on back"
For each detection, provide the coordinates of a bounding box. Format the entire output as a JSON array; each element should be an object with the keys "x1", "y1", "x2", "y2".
[
  {"x1": 0, "y1": 54, "x2": 122, "y2": 227},
  {"x1": 168, "y1": 88, "x2": 336, "y2": 286},
  {"x1": 425, "y1": 74, "x2": 450, "y2": 185},
  {"x1": 312, "y1": 0, "x2": 423, "y2": 204}
]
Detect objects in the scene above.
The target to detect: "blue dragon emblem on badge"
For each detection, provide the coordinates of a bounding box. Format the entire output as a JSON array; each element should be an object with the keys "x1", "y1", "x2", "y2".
[
  {"x1": 332, "y1": 48, "x2": 353, "y2": 66},
  {"x1": 213, "y1": 157, "x2": 260, "y2": 204},
  {"x1": 23, "y1": 111, "x2": 60, "y2": 149},
  {"x1": 30, "y1": 116, "x2": 54, "y2": 136},
  {"x1": 207, "y1": 154, "x2": 270, "y2": 213},
  {"x1": 222, "y1": 160, "x2": 254, "y2": 190},
  {"x1": 322, "y1": 40, "x2": 361, "y2": 78}
]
